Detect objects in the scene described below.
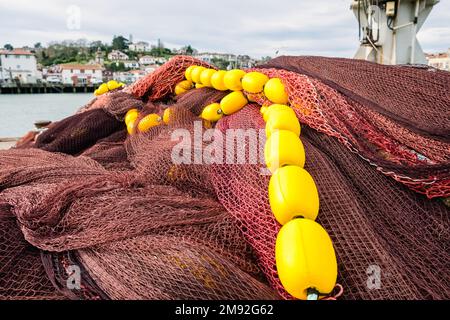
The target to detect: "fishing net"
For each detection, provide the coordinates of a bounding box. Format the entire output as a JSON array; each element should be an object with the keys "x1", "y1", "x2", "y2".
[{"x1": 0, "y1": 55, "x2": 448, "y2": 300}]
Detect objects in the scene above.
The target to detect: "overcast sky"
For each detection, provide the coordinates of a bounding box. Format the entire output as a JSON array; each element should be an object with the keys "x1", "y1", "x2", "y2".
[{"x1": 0, "y1": 0, "x2": 449, "y2": 58}]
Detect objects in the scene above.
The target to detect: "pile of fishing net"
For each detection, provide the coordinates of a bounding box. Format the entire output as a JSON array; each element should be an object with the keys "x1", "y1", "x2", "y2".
[{"x1": 0, "y1": 55, "x2": 448, "y2": 300}]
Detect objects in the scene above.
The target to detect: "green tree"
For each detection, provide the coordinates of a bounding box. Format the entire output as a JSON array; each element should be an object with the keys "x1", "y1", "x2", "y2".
[
  {"x1": 112, "y1": 36, "x2": 129, "y2": 51},
  {"x1": 107, "y1": 62, "x2": 126, "y2": 72},
  {"x1": 89, "y1": 40, "x2": 109, "y2": 55},
  {"x1": 34, "y1": 42, "x2": 42, "y2": 49},
  {"x1": 185, "y1": 45, "x2": 194, "y2": 55},
  {"x1": 3, "y1": 44, "x2": 13, "y2": 50}
]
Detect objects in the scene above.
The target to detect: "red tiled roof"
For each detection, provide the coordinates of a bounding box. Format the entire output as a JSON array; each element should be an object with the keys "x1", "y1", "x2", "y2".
[
  {"x1": 59, "y1": 64, "x2": 103, "y2": 70},
  {"x1": 426, "y1": 52, "x2": 449, "y2": 59},
  {"x1": 0, "y1": 49, "x2": 34, "y2": 55}
]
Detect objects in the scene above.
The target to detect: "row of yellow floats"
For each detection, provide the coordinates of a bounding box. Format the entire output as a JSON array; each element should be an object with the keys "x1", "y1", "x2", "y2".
[
  {"x1": 179, "y1": 65, "x2": 338, "y2": 300},
  {"x1": 122, "y1": 65, "x2": 338, "y2": 300},
  {"x1": 94, "y1": 80, "x2": 125, "y2": 96},
  {"x1": 124, "y1": 107, "x2": 171, "y2": 135}
]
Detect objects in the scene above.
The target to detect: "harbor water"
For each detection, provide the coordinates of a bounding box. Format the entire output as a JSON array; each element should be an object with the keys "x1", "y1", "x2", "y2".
[{"x1": 0, "y1": 93, "x2": 92, "y2": 138}]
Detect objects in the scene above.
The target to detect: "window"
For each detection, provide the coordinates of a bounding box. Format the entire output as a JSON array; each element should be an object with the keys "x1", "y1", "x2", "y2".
[{"x1": 26, "y1": 56, "x2": 30, "y2": 59}]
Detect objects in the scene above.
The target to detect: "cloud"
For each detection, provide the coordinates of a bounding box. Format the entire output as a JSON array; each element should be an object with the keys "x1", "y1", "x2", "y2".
[{"x1": 0, "y1": 0, "x2": 448, "y2": 58}]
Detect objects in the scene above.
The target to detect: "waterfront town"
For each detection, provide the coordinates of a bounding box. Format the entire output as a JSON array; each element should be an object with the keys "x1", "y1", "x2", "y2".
[
  {"x1": 0, "y1": 36, "x2": 262, "y2": 92},
  {"x1": 1, "y1": 34, "x2": 448, "y2": 93}
]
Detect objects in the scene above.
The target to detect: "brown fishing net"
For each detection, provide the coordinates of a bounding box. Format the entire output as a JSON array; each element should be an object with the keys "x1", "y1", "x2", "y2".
[{"x1": 0, "y1": 55, "x2": 448, "y2": 300}]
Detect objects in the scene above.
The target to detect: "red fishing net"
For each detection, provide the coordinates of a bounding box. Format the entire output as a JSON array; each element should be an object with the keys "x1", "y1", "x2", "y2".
[{"x1": 0, "y1": 55, "x2": 448, "y2": 300}]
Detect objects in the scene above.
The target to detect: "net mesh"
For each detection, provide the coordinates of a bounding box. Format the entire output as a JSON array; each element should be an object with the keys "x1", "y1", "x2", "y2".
[{"x1": 0, "y1": 55, "x2": 449, "y2": 300}]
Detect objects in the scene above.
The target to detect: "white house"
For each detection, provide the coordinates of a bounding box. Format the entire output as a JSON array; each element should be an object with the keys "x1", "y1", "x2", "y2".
[
  {"x1": 107, "y1": 50, "x2": 129, "y2": 61},
  {"x1": 0, "y1": 49, "x2": 41, "y2": 84},
  {"x1": 123, "y1": 60, "x2": 140, "y2": 69},
  {"x1": 143, "y1": 64, "x2": 159, "y2": 73},
  {"x1": 426, "y1": 49, "x2": 450, "y2": 71},
  {"x1": 129, "y1": 41, "x2": 150, "y2": 52},
  {"x1": 195, "y1": 52, "x2": 236, "y2": 64},
  {"x1": 194, "y1": 52, "x2": 256, "y2": 69},
  {"x1": 58, "y1": 63, "x2": 103, "y2": 85},
  {"x1": 139, "y1": 55, "x2": 167, "y2": 65}
]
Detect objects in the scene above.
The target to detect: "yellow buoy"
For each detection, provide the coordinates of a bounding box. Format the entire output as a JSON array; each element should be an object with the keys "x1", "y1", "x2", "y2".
[
  {"x1": 224, "y1": 69, "x2": 246, "y2": 91},
  {"x1": 263, "y1": 104, "x2": 293, "y2": 122},
  {"x1": 178, "y1": 80, "x2": 193, "y2": 90},
  {"x1": 264, "y1": 130, "x2": 305, "y2": 173},
  {"x1": 124, "y1": 109, "x2": 139, "y2": 126},
  {"x1": 276, "y1": 218, "x2": 337, "y2": 300},
  {"x1": 200, "y1": 103, "x2": 223, "y2": 122},
  {"x1": 137, "y1": 114, "x2": 162, "y2": 133},
  {"x1": 211, "y1": 70, "x2": 229, "y2": 91},
  {"x1": 107, "y1": 80, "x2": 121, "y2": 91},
  {"x1": 97, "y1": 83, "x2": 109, "y2": 95},
  {"x1": 127, "y1": 119, "x2": 138, "y2": 135},
  {"x1": 175, "y1": 85, "x2": 187, "y2": 95},
  {"x1": 265, "y1": 108, "x2": 301, "y2": 138},
  {"x1": 264, "y1": 78, "x2": 289, "y2": 104},
  {"x1": 260, "y1": 106, "x2": 269, "y2": 116},
  {"x1": 200, "y1": 69, "x2": 216, "y2": 87},
  {"x1": 163, "y1": 108, "x2": 171, "y2": 124},
  {"x1": 195, "y1": 83, "x2": 205, "y2": 89},
  {"x1": 269, "y1": 165, "x2": 319, "y2": 224},
  {"x1": 94, "y1": 89, "x2": 99, "y2": 96},
  {"x1": 185, "y1": 65, "x2": 196, "y2": 82},
  {"x1": 241, "y1": 72, "x2": 269, "y2": 93},
  {"x1": 191, "y1": 66, "x2": 206, "y2": 84},
  {"x1": 220, "y1": 91, "x2": 248, "y2": 115}
]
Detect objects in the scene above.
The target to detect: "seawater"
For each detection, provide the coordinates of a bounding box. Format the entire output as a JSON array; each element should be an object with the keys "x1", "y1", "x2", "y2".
[{"x1": 0, "y1": 93, "x2": 92, "y2": 137}]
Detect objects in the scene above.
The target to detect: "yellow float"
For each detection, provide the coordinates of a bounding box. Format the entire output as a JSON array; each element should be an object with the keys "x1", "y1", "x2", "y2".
[
  {"x1": 200, "y1": 69, "x2": 216, "y2": 87},
  {"x1": 275, "y1": 218, "x2": 337, "y2": 300},
  {"x1": 241, "y1": 72, "x2": 269, "y2": 94},
  {"x1": 175, "y1": 85, "x2": 187, "y2": 95},
  {"x1": 178, "y1": 80, "x2": 193, "y2": 90},
  {"x1": 268, "y1": 165, "x2": 319, "y2": 224},
  {"x1": 107, "y1": 80, "x2": 121, "y2": 91},
  {"x1": 262, "y1": 104, "x2": 294, "y2": 122},
  {"x1": 264, "y1": 130, "x2": 305, "y2": 173},
  {"x1": 185, "y1": 65, "x2": 196, "y2": 82},
  {"x1": 175, "y1": 79, "x2": 193, "y2": 95},
  {"x1": 220, "y1": 91, "x2": 248, "y2": 115},
  {"x1": 96, "y1": 83, "x2": 109, "y2": 96},
  {"x1": 191, "y1": 66, "x2": 206, "y2": 84},
  {"x1": 260, "y1": 106, "x2": 269, "y2": 117},
  {"x1": 127, "y1": 119, "x2": 138, "y2": 135},
  {"x1": 210, "y1": 70, "x2": 228, "y2": 91},
  {"x1": 125, "y1": 109, "x2": 139, "y2": 126},
  {"x1": 200, "y1": 103, "x2": 223, "y2": 122},
  {"x1": 224, "y1": 69, "x2": 246, "y2": 91},
  {"x1": 137, "y1": 114, "x2": 162, "y2": 133},
  {"x1": 265, "y1": 108, "x2": 301, "y2": 138},
  {"x1": 163, "y1": 108, "x2": 171, "y2": 124},
  {"x1": 264, "y1": 78, "x2": 289, "y2": 104},
  {"x1": 195, "y1": 83, "x2": 206, "y2": 89}
]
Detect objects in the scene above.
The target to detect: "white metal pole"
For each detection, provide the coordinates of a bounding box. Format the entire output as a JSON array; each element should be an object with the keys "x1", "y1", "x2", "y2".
[{"x1": 411, "y1": 0, "x2": 420, "y2": 64}]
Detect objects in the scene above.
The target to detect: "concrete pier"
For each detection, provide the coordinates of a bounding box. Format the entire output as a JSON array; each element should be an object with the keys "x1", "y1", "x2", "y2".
[{"x1": 0, "y1": 84, "x2": 96, "y2": 94}]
